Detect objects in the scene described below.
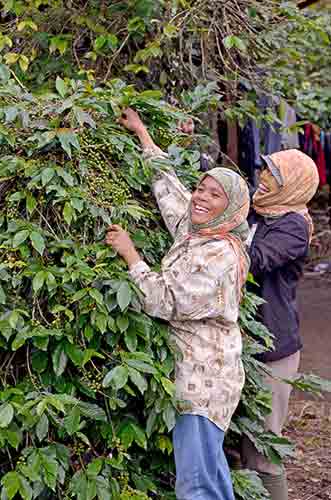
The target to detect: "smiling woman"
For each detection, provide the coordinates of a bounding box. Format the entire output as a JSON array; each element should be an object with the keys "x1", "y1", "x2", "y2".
[
  {"x1": 105, "y1": 108, "x2": 250, "y2": 500},
  {"x1": 191, "y1": 176, "x2": 229, "y2": 225}
]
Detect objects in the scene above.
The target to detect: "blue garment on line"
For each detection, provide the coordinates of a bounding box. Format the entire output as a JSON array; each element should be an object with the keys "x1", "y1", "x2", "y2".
[{"x1": 173, "y1": 415, "x2": 235, "y2": 500}]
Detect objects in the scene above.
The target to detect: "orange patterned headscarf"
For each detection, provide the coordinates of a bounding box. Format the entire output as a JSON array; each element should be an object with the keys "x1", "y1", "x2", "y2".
[{"x1": 253, "y1": 150, "x2": 319, "y2": 241}]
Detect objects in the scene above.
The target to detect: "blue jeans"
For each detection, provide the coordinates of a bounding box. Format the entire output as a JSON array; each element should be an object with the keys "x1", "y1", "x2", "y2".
[{"x1": 173, "y1": 415, "x2": 235, "y2": 500}]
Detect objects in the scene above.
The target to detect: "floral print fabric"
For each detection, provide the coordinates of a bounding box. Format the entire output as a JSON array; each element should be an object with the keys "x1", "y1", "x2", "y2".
[{"x1": 129, "y1": 147, "x2": 246, "y2": 431}]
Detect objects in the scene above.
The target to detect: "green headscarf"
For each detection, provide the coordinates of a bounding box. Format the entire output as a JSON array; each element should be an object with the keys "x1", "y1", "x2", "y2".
[{"x1": 191, "y1": 167, "x2": 250, "y2": 243}]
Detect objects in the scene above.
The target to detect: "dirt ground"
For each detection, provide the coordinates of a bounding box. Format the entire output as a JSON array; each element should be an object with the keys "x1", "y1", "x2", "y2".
[
  {"x1": 297, "y1": 276, "x2": 331, "y2": 389},
  {"x1": 285, "y1": 275, "x2": 331, "y2": 500}
]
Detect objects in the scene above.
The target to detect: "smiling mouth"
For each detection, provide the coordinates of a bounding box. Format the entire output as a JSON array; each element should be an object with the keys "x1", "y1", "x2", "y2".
[
  {"x1": 258, "y1": 183, "x2": 269, "y2": 194},
  {"x1": 192, "y1": 203, "x2": 209, "y2": 214}
]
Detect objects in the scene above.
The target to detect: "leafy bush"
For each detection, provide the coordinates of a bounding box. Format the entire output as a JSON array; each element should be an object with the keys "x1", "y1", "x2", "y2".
[
  {"x1": 0, "y1": 66, "x2": 293, "y2": 499},
  {"x1": 1, "y1": 2, "x2": 331, "y2": 498}
]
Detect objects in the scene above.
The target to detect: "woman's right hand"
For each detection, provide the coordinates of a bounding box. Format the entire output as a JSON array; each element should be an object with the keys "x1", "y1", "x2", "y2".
[{"x1": 119, "y1": 108, "x2": 146, "y2": 136}]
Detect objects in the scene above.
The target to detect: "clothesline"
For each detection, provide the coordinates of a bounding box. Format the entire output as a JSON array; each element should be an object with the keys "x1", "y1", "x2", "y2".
[
  {"x1": 300, "y1": 123, "x2": 331, "y2": 187},
  {"x1": 220, "y1": 103, "x2": 331, "y2": 189}
]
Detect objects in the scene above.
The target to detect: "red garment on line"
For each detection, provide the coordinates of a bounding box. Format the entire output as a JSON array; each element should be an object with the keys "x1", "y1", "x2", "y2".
[{"x1": 304, "y1": 124, "x2": 327, "y2": 186}]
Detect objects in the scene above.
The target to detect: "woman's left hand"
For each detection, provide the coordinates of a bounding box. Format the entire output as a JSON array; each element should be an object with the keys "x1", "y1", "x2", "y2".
[
  {"x1": 105, "y1": 225, "x2": 141, "y2": 268},
  {"x1": 178, "y1": 118, "x2": 194, "y2": 135}
]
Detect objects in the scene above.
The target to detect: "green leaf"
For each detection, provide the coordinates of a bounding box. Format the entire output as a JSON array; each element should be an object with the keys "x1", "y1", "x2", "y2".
[
  {"x1": 116, "y1": 315, "x2": 129, "y2": 333},
  {"x1": 0, "y1": 285, "x2": 6, "y2": 305},
  {"x1": 82, "y1": 349, "x2": 105, "y2": 367},
  {"x1": 57, "y1": 129, "x2": 80, "y2": 158},
  {"x1": 8, "y1": 310, "x2": 20, "y2": 329},
  {"x1": 125, "y1": 359, "x2": 157, "y2": 374},
  {"x1": 74, "y1": 109, "x2": 96, "y2": 129},
  {"x1": 41, "y1": 167, "x2": 55, "y2": 186},
  {"x1": 146, "y1": 409, "x2": 157, "y2": 437},
  {"x1": 30, "y1": 231, "x2": 45, "y2": 255},
  {"x1": 46, "y1": 272, "x2": 57, "y2": 292},
  {"x1": 95, "y1": 313, "x2": 107, "y2": 334},
  {"x1": 26, "y1": 193, "x2": 37, "y2": 215},
  {"x1": 56, "y1": 167, "x2": 74, "y2": 186},
  {"x1": 128, "y1": 367, "x2": 147, "y2": 394},
  {"x1": 78, "y1": 402, "x2": 106, "y2": 421},
  {"x1": 86, "y1": 479, "x2": 97, "y2": 499},
  {"x1": 71, "y1": 288, "x2": 88, "y2": 302},
  {"x1": 127, "y1": 16, "x2": 146, "y2": 34},
  {"x1": 131, "y1": 422, "x2": 147, "y2": 449},
  {"x1": 161, "y1": 377, "x2": 175, "y2": 397},
  {"x1": 94, "y1": 35, "x2": 107, "y2": 51},
  {"x1": 89, "y1": 288, "x2": 104, "y2": 305},
  {"x1": 118, "y1": 422, "x2": 135, "y2": 449},
  {"x1": 124, "y1": 63, "x2": 149, "y2": 75},
  {"x1": 223, "y1": 35, "x2": 247, "y2": 52},
  {"x1": 36, "y1": 413, "x2": 49, "y2": 441},
  {"x1": 31, "y1": 350, "x2": 48, "y2": 373},
  {"x1": 52, "y1": 344, "x2": 68, "y2": 376},
  {"x1": 96, "y1": 476, "x2": 111, "y2": 500},
  {"x1": 18, "y1": 475, "x2": 32, "y2": 500},
  {"x1": 5, "y1": 427, "x2": 22, "y2": 449},
  {"x1": 0, "y1": 63, "x2": 10, "y2": 82},
  {"x1": 12, "y1": 230, "x2": 29, "y2": 248},
  {"x1": 33, "y1": 336, "x2": 49, "y2": 351},
  {"x1": 86, "y1": 458, "x2": 103, "y2": 479},
  {"x1": 1, "y1": 471, "x2": 20, "y2": 499},
  {"x1": 18, "y1": 55, "x2": 29, "y2": 72},
  {"x1": 70, "y1": 470, "x2": 87, "y2": 499},
  {"x1": 102, "y1": 365, "x2": 128, "y2": 390},
  {"x1": 124, "y1": 328, "x2": 137, "y2": 352},
  {"x1": 71, "y1": 197, "x2": 84, "y2": 212},
  {"x1": 64, "y1": 406, "x2": 80, "y2": 435},
  {"x1": 37, "y1": 130, "x2": 56, "y2": 150},
  {"x1": 0, "y1": 323, "x2": 12, "y2": 341},
  {"x1": 116, "y1": 281, "x2": 132, "y2": 311},
  {"x1": 156, "y1": 434, "x2": 173, "y2": 455},
  {"x1": 50, "y1": 36, "x2": 68, "y2": 55},
  {"x1": 55, "y1": 76, "x2": 68, "y2": 98},
  {"x1": 32, "y1": 270, "x2": 46, "y2": 294},
  {"x1": 162, "y1": 404, "x2": 176, "y2": 432},
  {"x1": 65, "y1": 342, "x2": 84, "y2": 366},
  {"x1": 63, "y1": 202, "x2": 74, "y2": 225},
  {"x1": 0, "y1": 403, "x2": 14, "y2": 428},
  {"x1": 40, "y1": 452, "x2": 58, "y2": 491}
]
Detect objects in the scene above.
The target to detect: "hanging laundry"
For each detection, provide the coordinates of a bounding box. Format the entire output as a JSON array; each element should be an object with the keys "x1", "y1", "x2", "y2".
[
  {"x1": 303, "y1": 124, "x2": 327, "y2": 186},
  {"x1": 324, "y1": 132, "x2": 331, "y2": 184},
  {"x1": 281, "y1": 102, "x2": 300, "y2": 150},
  {"x1": 238, "y1": 120, "x2": 262, "y2": 187},
  {"x1": 258, "y1": 95, "x2": 282, "y2": 155}
]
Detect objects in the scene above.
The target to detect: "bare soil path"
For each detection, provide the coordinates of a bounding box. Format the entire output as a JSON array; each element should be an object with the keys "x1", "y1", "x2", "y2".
[
  {"x1": 297, "y1": 276, "x2": 331, "y2": 388},
  {"x1": 286, "y1": 276, "x2": 331, "y2": 500}
]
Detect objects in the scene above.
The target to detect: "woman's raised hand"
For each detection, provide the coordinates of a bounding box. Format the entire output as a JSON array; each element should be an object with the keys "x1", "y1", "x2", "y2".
[
  {"x1": 178, "y1": 118, "x2": 194, "y2": 135},
  {"x1": 119, "y1": 108, "x2": 146, "y2": 136},
  {"x1": 105, "y1": 224, "x2": 141, "y2": 268}
]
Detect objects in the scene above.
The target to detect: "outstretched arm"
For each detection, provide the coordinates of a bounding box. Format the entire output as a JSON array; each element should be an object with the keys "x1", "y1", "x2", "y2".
[
  {"x1": 106, "y1": 225, "x2": 239, "y2": 323},
  {"x1": 119, "y1": 108, "x2": 192, "y2": 237}
]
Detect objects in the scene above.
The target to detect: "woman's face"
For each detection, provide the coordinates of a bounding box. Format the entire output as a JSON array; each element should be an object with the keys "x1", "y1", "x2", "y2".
[
  {"x1": 191, "y1": 176, "x2": 229, "y2": 225},
  {"x1": 256, "y1": 168, "x2": 280, "y2": 196}
]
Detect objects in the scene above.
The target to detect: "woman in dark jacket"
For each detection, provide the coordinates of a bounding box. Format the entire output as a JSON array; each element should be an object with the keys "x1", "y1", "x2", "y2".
[{"x1": 242, "y1": 149, "x2": 319, "y2": 500}]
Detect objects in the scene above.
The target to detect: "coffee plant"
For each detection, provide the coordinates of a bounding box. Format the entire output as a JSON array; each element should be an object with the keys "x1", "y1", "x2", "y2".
[
  {"x1": 0, "y1": 63, "x2": 298, "y2": 499},
  {"x1": 0, "y1": 1, "x2": 331, "y2": 498}
]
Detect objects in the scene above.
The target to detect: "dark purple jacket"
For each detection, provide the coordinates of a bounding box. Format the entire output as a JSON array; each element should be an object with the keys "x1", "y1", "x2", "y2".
[{"x1": 248, "y1": 211, "x2": 309, "y2": 363}]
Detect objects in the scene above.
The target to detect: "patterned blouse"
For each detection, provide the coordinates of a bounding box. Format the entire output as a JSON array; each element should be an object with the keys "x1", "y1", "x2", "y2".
[{"x1": 129, "y1": 148, "x2": 245, "y2": 431}]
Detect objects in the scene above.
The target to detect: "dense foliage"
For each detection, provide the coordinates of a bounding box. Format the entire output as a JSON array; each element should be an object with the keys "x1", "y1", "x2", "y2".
[
  {"x1": 0, "y1": 69, "x2": 281, "y2": 499},
  {"x1": 1, "y1": 1, "x2": 331, "y2": 499},
  {"x1": 0, "y1": 0, "x2": 331, "y2": 124}
]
